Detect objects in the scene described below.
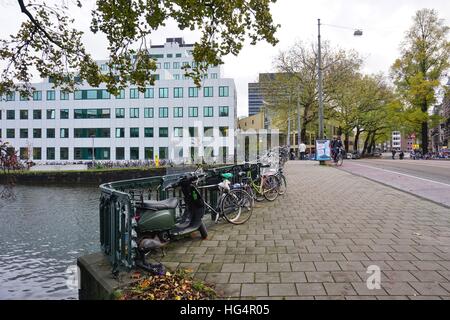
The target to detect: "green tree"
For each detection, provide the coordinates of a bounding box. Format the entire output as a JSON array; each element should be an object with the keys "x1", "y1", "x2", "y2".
[
  {"x1": 391, "y1": 8, "x2": 450, "y2": 154},
  {"x1": 0, "y1": 0, "x2": 279, "y2": 96}
]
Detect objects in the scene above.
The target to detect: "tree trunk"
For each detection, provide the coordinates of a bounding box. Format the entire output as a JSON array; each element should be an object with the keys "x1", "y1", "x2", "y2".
[
  {"x1": 362, "y1": 132, "x2": 372, "y2": 156},
  {"x1": 344, "y1": 132, "x2": 349, "y2": 152},
  {"x1": 354, "y1": 128, "x2": 361, "y2": 152},
  {"x1": 421, "y1": 121, "x2": 428, "y2": 154}
]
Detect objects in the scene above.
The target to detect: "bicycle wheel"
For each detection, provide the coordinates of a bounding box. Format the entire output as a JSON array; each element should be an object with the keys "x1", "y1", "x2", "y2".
[
  {"x1": 221, "y1": 189, "x2": 254, "y2": 225},
  {"x1": 263, "y1": 175, "x2": 279, "y2": 201},
  {"x1": 277, "y1": 174, "x2": 287, "y2": 195},
  {"x1": 252, "y1": 181, "x2": 266, "y2": 202},
  {"x1": 336, "y1": 154, "x2": 344, "y2": 167}
]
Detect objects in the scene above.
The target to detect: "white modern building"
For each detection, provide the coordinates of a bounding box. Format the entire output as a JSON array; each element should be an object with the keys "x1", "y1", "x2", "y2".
[{"x1": 0, "y1": 38, "x2": 237, "y2": 163}]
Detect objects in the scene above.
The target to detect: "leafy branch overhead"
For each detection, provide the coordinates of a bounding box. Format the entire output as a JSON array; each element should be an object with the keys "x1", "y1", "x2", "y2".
[{"x1": 0, "y1": 0, "x2": 279, "y2": 96}]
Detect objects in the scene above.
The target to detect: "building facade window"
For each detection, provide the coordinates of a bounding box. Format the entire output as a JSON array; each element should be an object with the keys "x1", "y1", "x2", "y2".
[
  {"x1": 33, "y1": 128, "x2": 42, "y2": 138},
  {"x1": 115, "y1": 128, "x2": 125, "y2": 138},
  {"x1": 159, "y1": 127, "x2": 169, "y2": 138},
  {"x1": 6, "y1": 92, "x2": 15, "y2": 101},
  {"x1": 159, "y1": 107, "x2": 169, "y2": 118},
  {"x1": 47, "y1": 148, "x2": 55, "y2": 160},
  {"x1": 159, "y1": 87, "x2": 169, "y2": 98},
  {"x1": 189, "y1": 127, "x2": 198, "y2": 137},
  {"x1": 20, "y1": 110, "x2": 28, "y2": 120},
  {"x1": 7, "y1": 129, "x2": 15, "y2": 138},
  {"x1": 219, "y1": 86, "x2": 229, "y2": 97},
  {"x1": 33, "y1": 148, "x2": 42, "y2": 160},
  {"x1": 159, "y1": 147, "x2": 168, "y2": 160},
  {"x1": 74, "y1": 128, "x2": 110, "y2": 138},
  {"x1": 7, "y1": 110, "x2": 15, "y2": 120},
  {"x1": 173, "y1": 62, "x2": 180, "y2": 69},
  {"x1": 174, "y1": 127, "x2": 183, "y2": 137},
  {"x1": 115, "y1": 108, "x2": 125, "y2": 118},
  {"x1": 46, "y1": 90, "x2": 55, "y2": 101},
  {"x1": 144, "y1": 127, "x2": 154, "y2": 138},
  {"x1": 130, "y1": 88, "x2": 139, "y2": 99},
  {"x1": 74, "y1": 109, "x2": 110, "y2": 119},
  {"x1": 188, "y1": 107, "x2": 198, "y2": 117},
  {"x1": 174, "y1": 87, "x2": 183, "y2": 98},
  {"x1": 33, "y1": 91, "x2": 42, "y2": 101},
  {"x1": 144, "y1": 88, "x2": 154, "y2": 99},
  {"x1": 60, "y1": 128, "x2": 69, "y2": 138},
  {"x1": 47, "y1": 109, "x2": 56, "y2": 119},
  {"x1": 203, "y1": 106, "x2": 213, "y2": 117},
  {"x1": 115, "y1": 89, "x2": 125, "y2": 99},
  {"x1": 130, "y1": 108, "x2": 139, "y2": 118},
  {"x1": 60, "y1": 109, "x2": 69, "y2": 119},
  {"x1": 203, "y1": 86, "x2": 213, "y2": 97},
  {"x1": 219, "y1": 126, "x2": 229, "y2": 137},
  {"x1": 20, "y1": 128, "x2": 28, "y2": 139},
  {"x1": 144, "y1": 107, "x2": 154, "y2": 118},
  {"x1": 130, "y1": 127, "x2": 140, "y2": 138},
  {"x1": 60, "y1": 91, "x2": 70, "y2": 100},
  {"x1": 188, "y1": 87, "x2": 198, "y2": 98},
  {"x1": 173, "y1": 107, "x2": 183, "y2": 118},
  {"x1": 33, "y1": 110, "x2": 42, "y2": 120},
  {"x1": 60, "y1": 148, "x2": 69, "y2": 160},
  {"x1": 204, "y1": 127, "x2": 214, "y2": 137},
  {"x1": 164, "y1": 62, "x2": 170, "y2": 69},
  {"x1": 47, "y1": 128, "x2": 55, "y2": 138},
  {"x1": 130, "y1": 147, "x2": 139, "y2": 160},
  {"x1": 219, "y1": 106, "x2": 229, "y2": 117},
  {"x1": 144, "y1": 147, "x2": 154, "y2": 160},
  {"x1": 116, "y1": 147, "x2": 125, "y2": 160},
  {"x1": 74, "y1": 89, "x2": 110, "y2": 100}
]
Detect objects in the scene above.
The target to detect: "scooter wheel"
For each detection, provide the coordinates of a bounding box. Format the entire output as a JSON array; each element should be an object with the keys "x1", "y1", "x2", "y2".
[{"x1": 198, "y1": 223, "x2": 208, "y2": 239}]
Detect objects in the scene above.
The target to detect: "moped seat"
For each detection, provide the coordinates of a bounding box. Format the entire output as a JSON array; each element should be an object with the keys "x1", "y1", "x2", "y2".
[{"x1": 138, "y1": 198, "x2": 178, "y2": 211}]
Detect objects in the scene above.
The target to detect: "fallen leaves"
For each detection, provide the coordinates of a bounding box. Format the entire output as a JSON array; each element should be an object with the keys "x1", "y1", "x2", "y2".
[{"x1": 117, "y1": 269, "x2": 216, "y2": 300}]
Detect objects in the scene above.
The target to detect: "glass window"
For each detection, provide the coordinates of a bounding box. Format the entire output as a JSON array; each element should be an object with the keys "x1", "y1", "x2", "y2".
[
  {"x1": 159, "y1": 88, "x2": 169, "y2": 98},
  {"x1": 116, "y1": 147, "x2": 125, "y2": 160},
  {"x1": 60, "y1": 109, "x2": 69, "y2": 119},
  {"x1": 159, "y1": 127, "x2": 169, "y2": 138},
  {"x1": 60, "y1": 91, "x2": 70, "y2": 100},
  {"x1": 219, "y1": 86, "x2": 229, "y2": 97},
  {"x1": 203, "y1": 86, "x2": 213, "y2": 97},
  {"x1": 173, "y1": 74, "x2": 180, "y2": 80},
  {"x1": 144, "y1": 88, "x2": 154, "y2": 99},
  {"x1": 115, "y1": 89, "x2": 125, "y2": 99},
  {"x1": 74, "y1": 128, "x2": 110, "y2": 138},
  {"x1": 46, "y1": 90, "x2": 55, "y2": 101},
  {"x1": 130, "y1": 88, "x2": 139, "y2": 99},
  {"x1": 144, "y1": 147, "x2": 154, "y2": 160},
  {"x1": 144, "y1": 127, "x2": 154, "y2": 138},
  {"x1": 33, "y1": 128, "x2": 42, "y2": 138},
  {"x1": 204, "y1": 127, "x2": 214, "y2": 137},
  {"x1": 159, "y1": 107, "x2": 168, "y2": 118},
  {"x1": 176, "y1": 53, "x2": 182, "y2": 58},
  {"x1": 182, "y1": 61, "x2": 190, "y2": 68},
  {"x1": 173, "y1": 62, "x2": 180, "y2": 69},
  {"x1": 173, "y1": 127, "x2": 183, "y2": 137},
  {"x1": 130, "y1": 127, "x2": 139, "y2": 138},
  {"x1": 167, "y1": 54, "x2": 173, "y2": 58},
  {"x1": 219, "y1": 106, "x2": 229, "y2": 117},
  {"x1": 20, "y1": 128, "x2": 28, "y2": 139},
  {"x1": 33, "y1": 148, "x2": 42, "y2": 160},
  {"x1": 130, "y1": 108, "x2": 139, "y2": 118},
  {"x1": 159, "y1": 147, "x2": 168, "y2": 160},
  {"x1": 7, "y1": 110, "x2": 15, "y2": 120},
  {"x1": 144, "y1": 107, "x2": 154, "y2": 118},
  {"x1": 115, "y1": 128, "x2": 125, "y2": 138},
  {"x1": 74, "y1": 109, "x2": 110, "y2": 119},
  {"x1": 20, "y1": 93, "x2": 29, "y2": 101},
  {"x1": 47, "y1": 109, "x2": 56, "y2": 119},
  {"x1": 6, "y1": 129, "x2": 15, "y2": 138},
  {"x1": 19, "y1": 148, "x2": 29, "y2": 160},
  {"x1": 74, "y1": 89, "x2": 110, "y2": 100},
  {"x1": 20, "y1": 110, "x2": 28, "y2": 120},
  {"x1": 164, "y1": 62, "x2": 170, "y2": 69},
  {"x1": 203, "y1": 106, "x2": 213, "y2": 117},
  {"x1": 60, "y1": 128, "x2": 69, "y2": 138},
  {"x1": 47, "y1": 147, "x2": 55, "y2": 160},
  {"x1": 6, "y1": 92, "x2": 15, "y2": 101},
  {"x1": 130, "y1": 147, "x2": 139, "y2": 160},
  {"x1": 174, "y1": 87, "x2": 183, "y2": 98},
  {"x1": 115, "y1": 108, "x2": 125, "y2": 118},
  {"x1": 189, "y1": 127, "x2": 198, "y2": 137},
  {"x1": 33, "y1": 110, "x2": 42, "y2": 120},
  {"x1": 173, "y1": 107, "x2": 183, "y2": 118},
  {"x1": 219, "y1": 126, "x2": 229, "y2": 137},
  {"x1": 211, "y1": 73, "x2": 218, "y2": 79},
  {"x1": 60, "y1": 148, "x2": 69, "y2": 160},
  {"x1": 188, "y1": 107, "x2": 198, "y2": 117},
  {"x1": 188, "y1": 87, "x2": 198, "y2": 97},
  {"x1": 47, "y1": 128, "x2": 55, "y2": 138},
  {"x1": 33, "y1": 91, "x2": 42, "y2": 101}
]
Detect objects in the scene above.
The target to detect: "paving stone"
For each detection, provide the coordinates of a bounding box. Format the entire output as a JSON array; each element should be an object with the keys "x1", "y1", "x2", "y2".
[
  {"x1": 314, "y1": 262, "x2": 341, "y2": 272},
  {"x1": 382, "y1": 282, "x2": 419, "y2": 296},
  {"x1": 299, "y1": 253, "x2": 323, "y2": 262},
  {"x1": 410, "y1": 271, "x2": 447, "y2": 282},
  {"x1": 205, "y1": 273, "x2": 230, "y2": 284},
  {"x1": 383, "y1": 271, "x2": 418, "y2": 282},
  {"x1": 296, "y1": 283, "x2": 327, "y2": 296},
  {"x1": 244, "y1": 263, "x2": 268, "y2": 273},
  {"x1": 291, "y1": 262, "x2": 317, "y2": 272},
  {"x1": 241, "y1": 284, "x2": 268, "y2": 297},
  {"x1": 229, "y1": 273, "x2": 254, "y2": 284},
  {"x1": 331, "y1": 272, "x2": 362, "y2": 283},
  {"x1": 257, "y1": 254, "x2": 279, "y2": 263},
  {"x1": 351, "y1": 282, "x2": 388, "y2": 296},
  {"x1": 255, "y1": 273, "x2": 281, "y2": 283},
  {"x1": 280, "y1": 272, "x2": 307, "y2": 283},
  {"x1": 323, "y1": 283, "x2": 357, "y2": 296},
  {"x1": 215, "y1": 284, "x2": 241, "y2": 298},
  {"x1": 221, "y1": 263, "x2": 244, "y2": 273},
  {"x1": 408, "y1": 282, "x2": 449, "y2": 296},
  {"x1": 305, "y1": 272, "x2": 334, "y2": 283},
  {"x1": 269, "y1": 284, "x2": 297, "y2": 296},
  {"x1": 338, "y1": 261, "x2": 366, "y2": 272},
  {"x1": 278, "y1": 253, "x2": 301, "y2": 262},
  {"x1": 267, "y1": 263, "x2": 291, "y2": 272},
  {"x1": 234, "y1": 254, "x2": 257, "y2": 263}
]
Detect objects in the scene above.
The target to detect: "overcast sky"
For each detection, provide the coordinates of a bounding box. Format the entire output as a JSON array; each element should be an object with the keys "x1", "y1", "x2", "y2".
[{"x1": 1, "y1": 0, "x2": 449, "y2": 117}]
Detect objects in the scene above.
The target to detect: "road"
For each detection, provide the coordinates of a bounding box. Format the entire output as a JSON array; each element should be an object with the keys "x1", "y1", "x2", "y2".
[{"x1": 338, "y1": 159, "x2": 450, "y2": 208}]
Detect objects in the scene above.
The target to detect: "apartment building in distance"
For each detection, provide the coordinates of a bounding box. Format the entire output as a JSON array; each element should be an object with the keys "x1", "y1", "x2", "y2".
[{"x1": 0, "y1": 38, "x2": 237, "y2": 163}]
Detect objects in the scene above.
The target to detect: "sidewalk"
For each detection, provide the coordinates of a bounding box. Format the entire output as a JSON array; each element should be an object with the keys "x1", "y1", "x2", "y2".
[{"x1": 161, "y1": 161, "x2": 450, "y2": 300}]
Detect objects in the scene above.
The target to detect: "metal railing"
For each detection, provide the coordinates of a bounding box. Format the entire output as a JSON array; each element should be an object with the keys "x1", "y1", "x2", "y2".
[{"x1": 99, "y1": 164, "x2": 259, "y2": 272}]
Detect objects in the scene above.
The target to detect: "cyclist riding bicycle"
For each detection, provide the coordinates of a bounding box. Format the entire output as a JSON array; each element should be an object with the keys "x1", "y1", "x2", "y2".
[{"x1": 331, "y1": 136, "x2": 343, "y2": 161}]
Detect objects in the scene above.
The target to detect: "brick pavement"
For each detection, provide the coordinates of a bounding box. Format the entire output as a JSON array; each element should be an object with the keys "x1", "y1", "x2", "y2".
[{"x1": 161, "y1": 161, "x2": 450, "y2": 300}]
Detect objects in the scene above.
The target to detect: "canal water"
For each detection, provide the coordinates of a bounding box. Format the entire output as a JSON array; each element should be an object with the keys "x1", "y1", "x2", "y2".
[{"x1": 0, "y1": 184, "x2": 100, "y2": 300}]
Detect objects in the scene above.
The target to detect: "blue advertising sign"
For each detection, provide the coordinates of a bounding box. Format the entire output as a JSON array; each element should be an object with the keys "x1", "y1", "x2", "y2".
[{"x1": 316, "y1": 139, "x2": 331, "y2": 161}]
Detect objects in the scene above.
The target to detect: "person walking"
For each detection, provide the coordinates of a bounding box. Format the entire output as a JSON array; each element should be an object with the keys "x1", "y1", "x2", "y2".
[
  {"x1": 299, "y1": 142, "x2": 307, "y2": 160},
  {"x1": 391, "y1": 149, "x2": 397, "y2": 160}
]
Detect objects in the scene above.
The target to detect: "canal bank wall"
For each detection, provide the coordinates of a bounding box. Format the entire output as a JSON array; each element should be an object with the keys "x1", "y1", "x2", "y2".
[{"x1": 0, "y1": 167, "x2": 187, "y2": 185}]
